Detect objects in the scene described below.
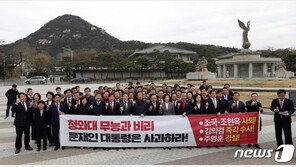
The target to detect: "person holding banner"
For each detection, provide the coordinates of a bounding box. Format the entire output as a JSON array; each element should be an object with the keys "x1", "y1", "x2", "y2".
[
  {"x1": 246, "y1": 92, "x2": 263, "y2": 149},
  {"x1": 227, "y1": 92, "x2": 246, "y2": 113},
  {"x1": 216, "y1": 90, "x2": 228, "y2": 114},
  {"x1": 131, "y1": 91, "x2": 148, "y2": 117},
  {"x1": 74, "y1": 96, "x2": 92, "y2": 115},
  {"x1": 191, "y1": 94, "x2": 206, "y2": 114},
  {"x1": 104, "y1": 93, "x2": 121, "y2": 115},
  {"x1": 270, "y1": 89, "x2": 295, "y2": 151},
  {"x1": 176, "y1": 92, "x2": 191, "y2": 116},
  {"x1": 206, "y1": 90, "x2": 222, "y2": 115},
  {"x1": 92, "y1": 93, "x2": 106, "y2": 116},
  {"x1": 161, "y1": 94, "x2": 175, "y2": 115},
  {"x1": 48, "y1": 94, "x2": 66, "y2": 151},
  {"x1": 147, "y1": 94, "x2": 161, "y2": 115},
  {"x1": 119, "y1": 93, "x2": 132, "y2": 115}
]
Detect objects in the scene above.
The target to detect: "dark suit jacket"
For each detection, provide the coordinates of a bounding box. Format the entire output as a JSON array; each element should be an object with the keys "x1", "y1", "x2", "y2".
[
  {"x1": 120, "y1": 100, "x2": 132, "y2": 115},
  {"x1": 32, "y1": 108, "x2": 50, "y2": 128},
  {"x1": 190, "y1": 101, "x2": 207, "y2": 114},
  {"x1": 147, "y1": 102, "x2": 161, "y2": 115},
  {"x1": 5, "y1": 89, "x2": 19, "y2": 105},
  {"x1": 65, "y1": 99, "x2": 80, "y2": 114},
  {"x1": 176, "y1": 100, "x2": 192, "y2": 115},
  {"x1": 26, "y1": 95, "x2": 33, "y2": 103},
  {"x1": 104, "y1": 101, "x2": 121, "y2": 115},
  {"x1": 206, "y1": 98, "x2": 223, "y2": 114},
  {"x1": 199, "y1": 85, "x2": 208, "y2": 91},
  {"x1": 48, "y1": 102, "x2": 66, "y2": 126},
  {"x1": 131, "y1": 100, "x2": 149, "y2": 115},
  {"x1": 227, "y1": 100, "x2": 246, "y2": 113},
  {"x1": 270, "y1": 98, "x2": 294, "y2": 122},
  {"x1": 246, "y1": 100, "x2": 263, "y2": 113},
  {"x1": 222, "y1": 95, "x2": 233, "y2": 101},
  {"x1": 12, "y1": 102, "x2": 33, "y2": 126},
  {"x1": 74, "y1": 104, "x2": 92, "y2": 115},
  {"x1": 92, "y1": 100, "x2": 106, "y2": 115}
]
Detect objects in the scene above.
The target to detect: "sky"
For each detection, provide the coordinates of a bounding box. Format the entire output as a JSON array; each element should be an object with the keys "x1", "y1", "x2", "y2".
[{"x1": 0, "y1": 0, "x2": 295, "y2": 50}]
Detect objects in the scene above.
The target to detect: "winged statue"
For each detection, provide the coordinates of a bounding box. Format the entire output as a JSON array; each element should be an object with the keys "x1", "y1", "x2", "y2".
[{"x1": 238, "y1": 19, "x2": 251, "y2": 49}]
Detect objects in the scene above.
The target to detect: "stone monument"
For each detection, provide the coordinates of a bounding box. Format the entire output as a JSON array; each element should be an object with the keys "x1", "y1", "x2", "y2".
[
  {"x1": 275, "y1": 60, "x2": 295, "y2": 78},
  {"x1": 215, "y1": 19, "x2": 294, "y2": 79},
  {"x1": 186, "y1": 56, "x2": 216, "y2": 80}
]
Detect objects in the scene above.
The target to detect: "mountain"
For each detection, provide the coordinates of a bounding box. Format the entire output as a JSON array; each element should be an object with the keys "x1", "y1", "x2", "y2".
[{"x1": 2, "y1": 14, "x2": 237, "y2": 57}]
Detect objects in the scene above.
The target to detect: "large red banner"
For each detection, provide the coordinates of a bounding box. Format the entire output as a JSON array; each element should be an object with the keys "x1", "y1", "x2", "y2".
[{"x1": 188, "y1": 112, "x2": 259, "y2": 146}]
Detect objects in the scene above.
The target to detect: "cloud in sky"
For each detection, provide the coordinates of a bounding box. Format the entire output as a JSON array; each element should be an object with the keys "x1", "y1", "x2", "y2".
[{"x1": 0, "y1": 0, "x2": 295, "y2": 50}]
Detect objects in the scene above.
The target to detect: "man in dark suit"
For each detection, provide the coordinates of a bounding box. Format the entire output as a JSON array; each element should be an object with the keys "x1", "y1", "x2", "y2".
[
  {"x1": 199, "y1": 80, "x2": 208, "y2": 91},
  {"x1": 5, "y1": 84, "x2": 19, "y2": 118},
  {"x1": 216, "y1": 90, "x2": 228, "y2": 114},
  {"x1": 131, "y1": 91, "x2": 149, "y2": 116},
  {"x1": 26, "y1": 88, "x2": 33, "y2": 102},
  {"x1": 104, "y1": 93, "x2": 121, "y2": 115},
  {"x1": 120, "y1": 93, "x2": 132, "y2": 115},
  {"x1": 224, "y1": 83, "x2": 234, "y2": 97},
  {"x1": 33, "y1": 100, "x2": 50, "y2": 151},
  {"x1": 147, "y1": 94, "x2": 161, "y2": 115},
  {"x1": 222, "y1": 87, "x2": 233, "y2": 102},
  {"x1": 92, "y1": 93, "x2": 106, "y2": 115},
  {"x1": 228, "y1": 92, "x2": 246, "y2": 113},
  {"x1": 12, "y1": 92, "x2": 33, "y2": 154},
  {"x1": 65, "y1": 92, "x2": 80, "y2": 114},
  {"x1": 201, "y1": 88, "x2": 210, "y2": 102},
  {"x1": 176, "y1": 92, "x2": 191, "y2": 116},
  {"x1": 48, "y1": 94, "x2": 66, "y2": 151},
  {"x1": 270, "y1": 89, "x2": 295, "y2": 150},
  {"x1": 85, "y1": 87, "x2": 95, "y2": 104},
  {"x1": 63, "y1": 89, "x2": 74, "y2": 106},
  {"x1": 246, "y1": 93, "x2": 263, "y2": 149},
  {"x1": 205, "y1": 90, "x2": 223, "y2": 115}
]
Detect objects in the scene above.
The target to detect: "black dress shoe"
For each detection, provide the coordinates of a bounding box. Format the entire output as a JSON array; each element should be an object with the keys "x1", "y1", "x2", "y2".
[
  {"x1": 37, "y1": 147, "x2": 41, "y2": 152},
  {"x1": 247, "y1": 144, "x2": 252, "y2": 147},
  {"x1": 5, "y1": 116, "x2": 8, "y2": 119},
  {"x1": 253, "y1": 144, "x2": 262, "y2": 149},
  {"x1": 214, "y1": 146, "x2": 220, "y2": 148},
  {"x1": 43, "y1": 146, "x2": 47, "y2": 151},
  {"x1": 49, "y1": 143, "x2": 54, "y2": 147},
  {"x1": 25, "y1": 146, "x2": 33, "y2": 151},
  {"x1": 93, "y1": 147, "x2": 98, "y2": 150},
  {"x1": 15, "y1": 149, "x2": 20, "y2": 154},
  {"x1": 54, "y1": 146, "x2": 60, "y2": 151},
  {"x1": 62, "y1": 146, "x2": 66, "y2": 150}
]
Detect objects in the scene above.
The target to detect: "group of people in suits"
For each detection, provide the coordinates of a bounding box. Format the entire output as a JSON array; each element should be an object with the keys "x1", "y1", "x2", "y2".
[{"x1": 6, "y1": 80, "x2": 295, "y2": 154}]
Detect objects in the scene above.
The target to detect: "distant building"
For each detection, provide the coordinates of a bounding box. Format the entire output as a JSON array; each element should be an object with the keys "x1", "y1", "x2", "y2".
[{"x1": 129, "y1": 45, "x2": 196, "y2": 63}]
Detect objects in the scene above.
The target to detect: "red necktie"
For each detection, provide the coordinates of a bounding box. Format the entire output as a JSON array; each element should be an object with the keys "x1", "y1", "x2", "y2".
[
  {"x1": 182, "y1": 101, "x2": 185, "y2": 109},
  {"x1": 111, "y1": 102, "x2": 113, "y2": 111},
  {"x1": 235, "y1": 101, "x2": 238, "y2": 109},
  {"x1": 280, "y1": 100, "x2": 283, "y2": 109},
  {"x1": 154, "y1": 104, "x2": 156, "y2": 110},
  {"x1": 56, "y1": 103, "x2": 59, "y2": 111}
]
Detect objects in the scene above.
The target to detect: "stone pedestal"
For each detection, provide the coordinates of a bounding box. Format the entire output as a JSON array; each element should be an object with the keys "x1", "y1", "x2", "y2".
[
  {"x1": 275, "y1": 71, "x2": 295, "y2": 78},
  {"x1": 186, "y1": 72, "x2": 216, "y2": 80}
]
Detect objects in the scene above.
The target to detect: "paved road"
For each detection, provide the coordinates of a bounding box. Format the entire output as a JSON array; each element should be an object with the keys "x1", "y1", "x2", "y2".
[{"x1": 0, "y1": 84, "x2": 295, "y2": 165}]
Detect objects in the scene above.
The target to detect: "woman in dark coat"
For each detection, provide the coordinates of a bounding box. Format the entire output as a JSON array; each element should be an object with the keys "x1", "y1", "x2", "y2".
[
  {"x1": 74, "y1": 96, "x2": 92, "y2": 115},
  {"x1": 191, "y1": 94, "x2": 207, "y2": 115}
]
